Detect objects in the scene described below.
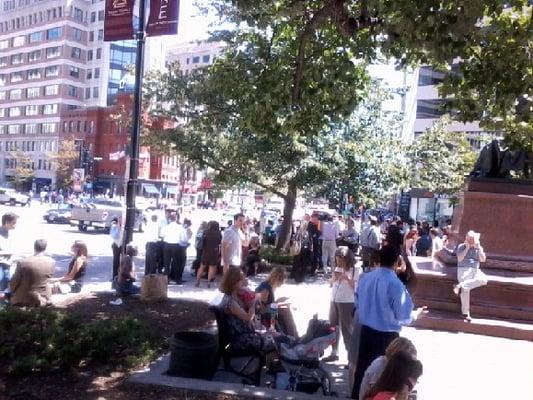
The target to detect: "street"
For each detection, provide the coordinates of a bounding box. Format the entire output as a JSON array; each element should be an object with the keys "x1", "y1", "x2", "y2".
[{"x1": 2, "y1": 202, "x2": 533, "y2": 399}]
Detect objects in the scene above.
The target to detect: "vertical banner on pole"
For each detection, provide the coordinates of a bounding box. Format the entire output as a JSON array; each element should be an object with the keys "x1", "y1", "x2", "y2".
[
  {"x1": 146, "y1": 0, "x2": 179, "y2": 36},
  {"x1": 104, "y1": 0, "x2": 135, "y2": 41}
]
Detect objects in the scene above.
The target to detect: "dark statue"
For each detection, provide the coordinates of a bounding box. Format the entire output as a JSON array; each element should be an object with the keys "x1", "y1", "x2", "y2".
[{"x1": 471, "y1": 140, "x2": 532, "y2": 179}]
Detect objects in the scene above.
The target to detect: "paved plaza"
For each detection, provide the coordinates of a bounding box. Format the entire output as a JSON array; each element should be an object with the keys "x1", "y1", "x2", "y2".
[{"x1": 3, "y1": 203, "x2": 533, "y2": 399}]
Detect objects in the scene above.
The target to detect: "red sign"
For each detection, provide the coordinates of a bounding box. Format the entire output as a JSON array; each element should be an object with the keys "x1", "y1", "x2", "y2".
[
  {"x1": 146, "y1": 0, "x2": 179, "y2": 37},
  {"x1": 104, "y1": 0, "x2": 135, "y2": 41}
]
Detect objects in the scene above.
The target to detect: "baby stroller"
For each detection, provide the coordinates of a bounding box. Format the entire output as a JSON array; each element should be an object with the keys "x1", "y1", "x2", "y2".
[{"x1": 275, "y1": 315, "x2": 337, "y2": 396}]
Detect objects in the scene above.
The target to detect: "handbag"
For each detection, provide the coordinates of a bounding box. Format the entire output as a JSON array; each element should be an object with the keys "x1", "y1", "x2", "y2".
[
  {"x1": 141, "y1": 273, "x2": 168, "y2": 303},
  {"x1": 289, "y1": 240, "x2": 301, "y2": 256}
]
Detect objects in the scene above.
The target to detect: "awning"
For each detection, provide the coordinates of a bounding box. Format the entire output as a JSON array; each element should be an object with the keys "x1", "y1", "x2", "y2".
[
  {"x1": 166, "y1": 187, "x2": 177, "y2": 194},
  {"x1": 143, "y1": 184, "x2": 159, "y2": 194}
]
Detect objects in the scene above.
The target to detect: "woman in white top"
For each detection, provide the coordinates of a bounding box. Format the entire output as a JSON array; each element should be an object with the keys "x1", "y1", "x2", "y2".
[{"x1": 323, "y1": 246, "x2": 362, "y2": 362}]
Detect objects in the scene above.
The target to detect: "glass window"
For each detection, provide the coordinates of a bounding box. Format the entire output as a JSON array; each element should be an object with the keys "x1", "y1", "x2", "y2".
[
  {"x1": 46, "y1": 46, "x2": 60, "y2": 58},
  {"x1": 28, "y1": 50, "x2": 41, "y2": 62},
  {"x1": 0, "y1": 74, "x2": 6, "y2": 86},
  {"x1": 45, "y1": 65, "x2": 59, "y2": 77},
  {"x1": 0, "y1": 91, "x2": 5, "y2": 100},
  {"x1": 98, "y1": 10, "x2": 104, "y2": 20},
  {"x1": 87, "y1": 50, "x2": 93, "y2": 61},
  {"x1": 25, "y1": 123, "x2": 38, "y2": 134},
  {"x1": 13, "y1": 35, "x2": 25, "y2": 47},
  {"x1": 0, "y1": 57, "x2": 7, "y2": 67},
  {"x1": 94, "y1": 68, "x2": 100, "y2": 78},
  {"x1": 92, "y1": 87, "x2": 99, "y2": 98},
  {"x1": 46, "y1": 27, "x2": 62, "y2": 40},
  {"x1": 11, "y1": 54, "x2": 23, "y2": 64},
  {"x1": 43, "y1": 104, "x2": 57, "y2": 114},
  {"x1": 25, "y1": 105, "x2": 39, "y2": 115},
  {"x1": 418, "y1": 67, "x2": 445, "y2": 86},
  {"x1": 9, "y1": 107, "x2": 22, "y2": 117},
  {"x1": 85, "y1": 87, "x2": 91, "y2": 99},
  {"x1": 416, "y1": 100, "x2": 446, "y2": 119},
  {"x1": 89, "y1": 31, "x2": 94, "y2": 41},
  {"x1": 11, "y1": 71, "x2": 25, "y2": 82},
  {"x1": 192, "y1": 56, "x2": 200, "y2": 63},
  {"x1": 90, "y1": 11, "x2": 96, "y2": 22},
  {"x1": 8, "y1": 125, "x2": 21, "y2": 134},
  {"x1": 0, "y1": 40, "x2": 8, "y2": 49},
  {"x1": 28, "y1": 31, "x2": 42, "y2": 43},
  {"x1": 72, "y1": 28, "x2": 82, "y2": 41},
  {"x1": 0, "y1": 108, "x2": 4, "y2": 117},
  {"x1": 71, "y1": 47, "x2": 81, "y2": 59},
  {"x1": 67, "y1": 86, "x2": 77, "y2": 97},
  {"x1": 27, "y1": 87, "x2": 40, "y2": 98},
  {"x1": 42, "y1": 123, "x2": 56, "y2": 133},
  {"x1": 10, "y1": 89, "x2": 22, "y2": 100},
  {"x1": 27, "y1": 69, "x2": 41, "y2": 80},
  {"x1": 73, "y1": 8, "x2": 84, "y2": 22},
  {"x1": 97, "y1": 29, "x2": 103, "y2": 40},
  {"x1": 69, "y1": 66, "x2": 80, "y2": 78},
  {"x1": 44, "y1": 85, "x2": 58, "y2": 95},
  {"x1": 86, "y1": 70, "x2": 92, "y2": 79},
  {"x1": 96, "y1": 48, "x2": 102, "y2": 59},
  {"x1": 202, "y1": 55, "x2": 210, "y2": 63}
]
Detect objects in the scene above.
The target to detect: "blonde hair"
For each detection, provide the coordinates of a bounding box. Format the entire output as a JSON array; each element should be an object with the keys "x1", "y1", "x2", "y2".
[
  {"x1": 335, "y1": 246, "x2": 356, "y2": 270},
  {"x1": 220, "y1": 267, "x2": 244, "y2": 295},
  {"x1": 385, "y1": 337, "x2": 417, "y2": 359},
  {"x1": 267, "y1": 266, "x2": 286, "y2": 288}
]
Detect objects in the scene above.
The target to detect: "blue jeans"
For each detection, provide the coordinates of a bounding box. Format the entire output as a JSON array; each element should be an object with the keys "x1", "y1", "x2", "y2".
[
  {"x1": 116, "y1": 280, "x2": 140, "y2": 295},
  {"x1": 0, "y1": 264, "x2": 10, "y2": 291}
]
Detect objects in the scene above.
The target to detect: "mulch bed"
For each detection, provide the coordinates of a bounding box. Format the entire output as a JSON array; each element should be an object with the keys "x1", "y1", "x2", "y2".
[{"x1": 1, "y1": 292, "x2": 248, "y2": 400}]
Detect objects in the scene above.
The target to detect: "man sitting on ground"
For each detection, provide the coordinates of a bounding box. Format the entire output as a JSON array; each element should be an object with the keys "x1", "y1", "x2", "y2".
[{"x1": 9, "y1": 239, "x2": 55, "y2": 307}]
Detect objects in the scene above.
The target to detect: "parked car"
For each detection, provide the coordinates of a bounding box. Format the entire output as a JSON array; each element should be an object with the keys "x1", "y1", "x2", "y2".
[
  {"x1": 43, "y1": 203, "x2": 73, "y2": 224},
  {"x1": 70, "y1": 198, "x2": 146, "y2": 233},
  {"x1": 0, "y1": 188, "x2": 29, "y2": 206}
]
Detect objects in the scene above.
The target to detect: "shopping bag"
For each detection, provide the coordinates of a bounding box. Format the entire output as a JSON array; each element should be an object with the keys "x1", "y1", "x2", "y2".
[{"x1": 141, "y1": 273, "x2": 168, "y2": 303}]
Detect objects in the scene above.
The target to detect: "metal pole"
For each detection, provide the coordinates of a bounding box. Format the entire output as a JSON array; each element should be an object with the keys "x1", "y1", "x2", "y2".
[{"x1": 123, "y1": 0, "x2": 146, "y2": 249}]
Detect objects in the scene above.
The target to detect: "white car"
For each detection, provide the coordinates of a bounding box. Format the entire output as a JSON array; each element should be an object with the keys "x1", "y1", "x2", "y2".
[{"x1": 0, "y1": 188, "x2": 29, "y2": 206}]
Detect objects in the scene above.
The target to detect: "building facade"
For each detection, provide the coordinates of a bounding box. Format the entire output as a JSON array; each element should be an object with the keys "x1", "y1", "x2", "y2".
[{"x1": 0, "y1": 0, "x2": 165, "y2": 190}]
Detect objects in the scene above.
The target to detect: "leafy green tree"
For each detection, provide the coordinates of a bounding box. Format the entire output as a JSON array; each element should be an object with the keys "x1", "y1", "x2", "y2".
[
  {"x1": 408, "y1": 116, "x2": 477, "y2": 199},
  {"x1": 9, "y1": 151, "x2": 34, "y2": 191},
  {"x1": 47, "y1": 139, "x2": 79, "y2": 189}
]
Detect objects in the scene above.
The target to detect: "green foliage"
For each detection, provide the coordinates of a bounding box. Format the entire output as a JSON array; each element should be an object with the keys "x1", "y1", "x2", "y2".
[
  {"x1": 9, "y1": 151, "x2": 34, "y2": 190},
  {"x1": 0, "y1": 307, "x2": 158, "y2": 377},
  {"x1": 408, "y1": 116, "x2": 477, "y2": 197},
  {"x1": 259, "y1": 245, "x2": 294, "y2": 265},
  {"x1": 48, "y1": 139, "x2": 79, "y2": 189}
]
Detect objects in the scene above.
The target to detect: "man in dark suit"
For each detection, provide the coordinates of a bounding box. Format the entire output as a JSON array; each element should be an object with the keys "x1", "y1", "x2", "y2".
[{"x1": 9, "y1": 239, "x2": 55, "y2": 307}]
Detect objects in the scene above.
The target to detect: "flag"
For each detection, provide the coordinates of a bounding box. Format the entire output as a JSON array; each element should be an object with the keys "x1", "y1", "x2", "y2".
[
  {"x1": 109, "y1": 151, "x2": 126, "y2": 161},
  {"x1": 104, "y1": 0, "x2": 135, "y2": 41},
  {"x1": 146, "y1": 0, "x2": 179, "y2": 37}
]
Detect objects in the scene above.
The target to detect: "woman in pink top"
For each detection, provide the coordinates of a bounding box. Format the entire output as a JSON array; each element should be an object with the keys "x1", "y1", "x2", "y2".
[{"x1": 363, "y1": 351, "x2": 422, "y2": 400}]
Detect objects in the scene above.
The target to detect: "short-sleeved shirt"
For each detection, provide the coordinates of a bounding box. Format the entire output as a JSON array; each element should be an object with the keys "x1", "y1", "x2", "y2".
[
  {"x1": 457, "y1": 243, "x2": 481, "y2": 269},
  {"x1": 255, "y1": 281, "x2": 274, "y2": 305},
  {"x1": 222, "y1": 226, "x2": 242, "y2": 266},
  {"x1": 0, "y1": 227, "x2": 12, "y2": 266}
]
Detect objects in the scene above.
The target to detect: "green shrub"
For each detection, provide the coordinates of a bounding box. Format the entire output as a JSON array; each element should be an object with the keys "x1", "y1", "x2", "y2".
[
  {"x1": 259, "y1": 245, "x2": 294, "y2": 265},
  {"x1": 0, "y1": 307, "x2": 158, "y2": 377}
]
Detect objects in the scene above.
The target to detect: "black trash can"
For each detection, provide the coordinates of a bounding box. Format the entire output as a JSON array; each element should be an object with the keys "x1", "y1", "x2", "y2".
[{"x1": 167, "y1": 331, "x2": 218, "y2": 379}]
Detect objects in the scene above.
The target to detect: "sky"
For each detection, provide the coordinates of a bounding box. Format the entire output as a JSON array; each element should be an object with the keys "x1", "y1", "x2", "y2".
[{"x1": 174, "y1": 1, "x2": 214, "y2": 43}]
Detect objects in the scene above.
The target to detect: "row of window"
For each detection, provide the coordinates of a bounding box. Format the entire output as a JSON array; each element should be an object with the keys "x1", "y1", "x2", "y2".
[
  {"x1": 4, "y1": 158, "x2": 53, "y2": 171},
  {"x1": 0, "y1": 5, "x2": 88, "y2": 33},
  {"x1": 63, "y1": 120, "x2": 95, "y2": 134},
  {"x1": 0, "y1": 47, "x2": 63, "y2": 67},
  {"x1": 0, "y1": 62, "x2": 86, "y2": 86},
  {"x1": 0, "y1": 103, "x2": 61, "y2": 117},
  {"x1": 0, "y1": 123, "x2": 57, "y2": 135},
  {"x1": 185, "y1": 55, "x2": 211, "y2": 65},
  {"x1": 2, "y1": 139, "x2": 57, "y2": 152}
]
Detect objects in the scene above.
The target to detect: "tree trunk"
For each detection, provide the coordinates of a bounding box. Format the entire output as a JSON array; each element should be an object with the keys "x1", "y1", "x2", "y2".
[{"x1": 276, "y1": 184, "x2": 297, "y2": 251}]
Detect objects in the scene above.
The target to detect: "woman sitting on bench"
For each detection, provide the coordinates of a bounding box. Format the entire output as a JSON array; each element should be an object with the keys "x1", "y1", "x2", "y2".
[{"x1": 219, "y1": 268, "x2": 282, "y2": 353}]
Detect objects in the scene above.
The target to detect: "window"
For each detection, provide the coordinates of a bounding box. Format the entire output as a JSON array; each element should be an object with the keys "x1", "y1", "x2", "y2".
[
  {"x1": 25, "y1": 105, "x2": 39, "y2": 116},
  {"x1": 27, "y1": 87, "x2": 40, "y2": 98},
  {"x1": 73, "y1": 8, "x2": 83, "y2": 22},
  {"x1": 186, "y1": 58, "x2": 189, "y2": 65},
  {"x1": 71, "y1": 47, "x2": 81, "y2": 59},
  {"x1": 92, "y1": 87, "x2": 99, "y2": 98},
  {"x1": 86, "y1": 70, "x2": 92, "y2": 79},
  {"x1": 46, "y1": 46, "x2": 60, "y2": 58},
  {"x1": 0, "y1": 57, "x2": 6, "y2": 67},
  {"x1": 192, "y1": 56, "x2": 200, "y2": 63},
  {"x1": 0, "y1": 40, "x2": 8, "y2": 49},
  {"x1": 202, "y1": 55, "x2": 210, "y2": 63},
  {"x1": 10, "y1": 89, "x2": 22, "y2": 100},
  {"x1": 94, "y1": 68, "x2": 100, "y2": 79},
  {"x1": 27, "y1": 69, "x2": 41, "y2": 79},
  {"x1": 85, "y1": 87, "x2": 91, "y2": 99},
  {"x1": 69, "y1": 66, "x2": 80, "y2": 78},
  {"x1": 98, "y1": 10, "x2": 104, "y2": 20},
  {"x1": 8, "y1": 125, "x2": 21, "y2": 134},
  {"x1": 0, "y1": 74, "x2": 6, "y2": 86},
  {"x1": 90, "y1": 11, "x2": 96, "y2": 22},
  {"x1": 11, "y1": 71, "x2": 24, "y2": 82},
  {"x1": 67, "y1": 86, "x2": 77, "y2": 97},
  {"x1": 89, "y1": 31, "x2": 94, "y2": 41},
  {"x1": 45, "y1": 85, "x2": 58, "y2": 95},
  {"x1": 25, "y1": 124, "x2": 38, "y2": 134},
  {"x1": 0, "y1": 108, "x2": 4, "y2": 117},
  {"x1": 13, "y1": 35, "x2": 25, "y2": 47},
  {"x1": 38, "y1": 160, "x2": 42, "y2": 170},
  {"x1": 72, "y1": 28, "x2": 82, "y2": 41},
  {"x1": 47, "y1": 27, "x2": 62, "y2": 40},
  {"x1": 87, "y1": 50, "x2": 93, "y2": 61},
  {"x1": 43, "y1": 104, "x2": 58, "y2": 114},
  {"x1": 96, "y1": 48, "x2": 102, "y2": 59},
  {"x1": 9, "y1": 107, "x2": 22, "y2": 117},
  {"x1": 28, "y1": 50, "x2": 41, "y2": 62},
  {"x1": 42, "y1": 123, "x2": 56, "y2": 133},
  {"x1": 45, "y1": 65, "x2": 59, "y2": 77},
  {"x1": 29, "y1": 31, "x2": 42, "y2": 43},
  {"x1": 0, "y1": 91, "x2": 5, "y2": 100},
  {"x1": 11, "y1": 54, "x2": 23, "y2": 64},
  {"x1": 416, "y1": 99, "x2": 446, "y2": 119},
  {"x1": 97, "y1": 29, "x2": 103, "y2": 40}
]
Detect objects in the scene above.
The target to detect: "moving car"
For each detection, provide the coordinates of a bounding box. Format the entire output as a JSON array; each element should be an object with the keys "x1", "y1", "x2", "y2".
[
  {"x1": 0, "y1": 188, "x2": 30, "y2": 206},
  {"x1": 70, "y1": 198, "x2": 146, "y2": 233},
  {"x1": 43, "y1": 203, "x2": 73, "y2": 224}
]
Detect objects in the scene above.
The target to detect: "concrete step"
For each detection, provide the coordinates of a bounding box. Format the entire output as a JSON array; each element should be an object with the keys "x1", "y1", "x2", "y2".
[{"x1": 413, "y1": 309, "x2": 533, "y2": 342}]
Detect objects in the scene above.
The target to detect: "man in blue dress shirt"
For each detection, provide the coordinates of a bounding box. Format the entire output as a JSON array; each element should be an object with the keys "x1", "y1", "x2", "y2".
[{"x1": 351, "y1": 245, "x2": 425, "y2": 399}]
